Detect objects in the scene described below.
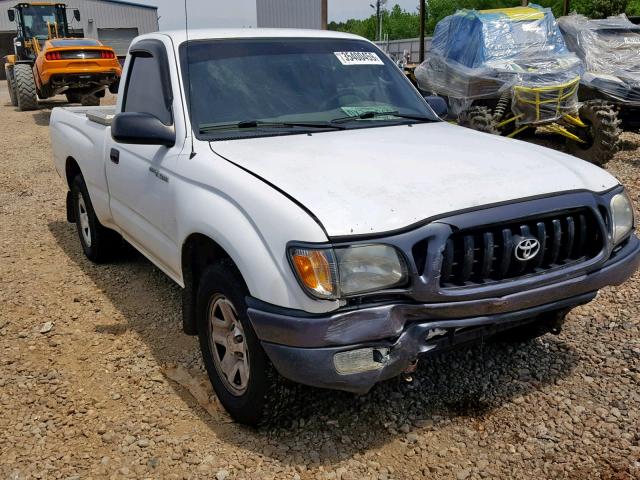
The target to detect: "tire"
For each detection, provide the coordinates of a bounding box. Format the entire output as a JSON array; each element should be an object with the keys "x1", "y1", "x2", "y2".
[
  {"x1": 565, "y1": 100, "x2": 621, "y2": 166},
  {"x1": 13, "y1": 63, "x2": 38, "y2": 111},
  {"x1": 65, "y1": 92, "x2": 81, "y2": 104},
  {"x1": 5, "y1": 65, "x2": 18, "y2": 107},
  {"x1": 80, "y1": 94, "x2": 100, "y2": 107},
  {"x1": 70, "y1": 174, "x2": 121, "y2": 263},
  {"x1": 458, "y1": 106, "x2": 500, "y2": 135},
  {"x1": 197, "y1": 260, "x2": 291, "y2": 426}
]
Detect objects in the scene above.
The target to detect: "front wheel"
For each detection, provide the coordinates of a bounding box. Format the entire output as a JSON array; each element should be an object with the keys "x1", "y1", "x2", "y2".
[
  {"x1": 458, "y1": 106, "x2": 500, "y2": 135},
  {"x1": 197, "y1": 260, "x2": 290, "y2": 426},
  {"x1": 13, "y1": 63, "x2": 38, "y2": 111},
  {"x1": 70, "y1": 174, "x2": 121, "y2": 263},
  {"x1": 565, "y1": 100, "x2": 621, "y2": 166}
]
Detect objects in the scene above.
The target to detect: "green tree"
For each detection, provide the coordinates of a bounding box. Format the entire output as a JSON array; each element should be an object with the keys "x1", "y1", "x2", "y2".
[
  {"x1": 328, "y1": 0, "x2": 632, "y2": 41},
  {"x1": 570, "y1": 0, "x2": 629, "y2": 17},
  {"x1": 627, "y1": 0, "x2": 640, "y2": 15}
]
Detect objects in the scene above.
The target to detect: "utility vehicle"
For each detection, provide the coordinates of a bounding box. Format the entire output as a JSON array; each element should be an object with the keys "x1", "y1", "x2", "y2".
[
  {"x1": 559, "y1": 13, "x2": 640, "y2": 130},
  {"x1": 415, "y1": 5, "x2": 621, "y2": 166}
]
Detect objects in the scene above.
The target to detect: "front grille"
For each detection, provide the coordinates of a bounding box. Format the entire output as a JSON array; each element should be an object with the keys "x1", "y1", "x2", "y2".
[{"x1": 440, "y1": 209, "x2": 603, "y2": 287}]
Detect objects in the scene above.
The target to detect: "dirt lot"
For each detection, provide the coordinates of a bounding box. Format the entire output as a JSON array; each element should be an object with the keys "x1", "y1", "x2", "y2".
[{"x1": 1, "y1": 84, "x2": 639, "y2": 480}]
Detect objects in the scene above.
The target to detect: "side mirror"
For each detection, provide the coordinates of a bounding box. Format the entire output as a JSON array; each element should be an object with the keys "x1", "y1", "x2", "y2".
[
  {"x1": 111, "y1": 112, "x2": 175, "y2": 147},
  {"x1": 423, "y1": 95, "x2": 448, "y2": 118},
  {"x1": 8, "y1": 9, "x2": 15, "y2": 22},
  {"x1": 73, "y1": 9, "x2": 80, "y2": 21}
]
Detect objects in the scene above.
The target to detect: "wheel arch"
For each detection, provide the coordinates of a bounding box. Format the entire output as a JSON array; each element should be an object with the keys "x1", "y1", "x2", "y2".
[
  {"x1": 64, "y1": 156, "x2": 83, "y2": 223},
  {"x1": 65, "y1": 156, "x2": 82, "y2": 188},
  {"x1": 181, "y1": 233, "x2": 244, "y2": 335}
]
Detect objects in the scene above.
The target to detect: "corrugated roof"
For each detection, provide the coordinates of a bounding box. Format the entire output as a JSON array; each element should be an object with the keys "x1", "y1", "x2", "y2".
[{"x1": 97, "y1": 0, "x2": 158, "y2": 10}]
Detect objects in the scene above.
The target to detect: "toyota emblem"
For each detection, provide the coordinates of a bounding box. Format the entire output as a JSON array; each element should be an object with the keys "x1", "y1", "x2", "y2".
[{"x1": 514, "y1": 237, "x2": 540, "y2": 262}]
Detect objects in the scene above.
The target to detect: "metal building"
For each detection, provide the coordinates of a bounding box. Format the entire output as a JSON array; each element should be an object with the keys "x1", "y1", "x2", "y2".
[
  {"x1": 257, "y1": 0, "x2": 327, "y2": 29},
  {"x1": 0, "y1": 0, "x2": 158, "y2": 78}
]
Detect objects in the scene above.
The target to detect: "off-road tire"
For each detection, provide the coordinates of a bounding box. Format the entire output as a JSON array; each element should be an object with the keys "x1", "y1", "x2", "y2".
[
  {"x1": 70, "y1": 174, "x2": 121, "y2": 263},
  {"x1": 80, "y1": 94, "x2": 100, "y2": 107},
  {"x1": 197, "y1": 260, "x2": 295, "y2": 426},
  {"x1": 565, "y1": 100, "x2": 621, "y2": 166},
  {"x1": 5, "y1": 65, "x2": 18, "y2": 107},
  {"x1": 65, "y1": 92, "x2": 81, "y2": 104},
  {"x1": 458, "y1": 106, "x2": 500, "y2": 135},
  {"x1": 13, "y1": 63, "x2": 38, "y2": 111}
]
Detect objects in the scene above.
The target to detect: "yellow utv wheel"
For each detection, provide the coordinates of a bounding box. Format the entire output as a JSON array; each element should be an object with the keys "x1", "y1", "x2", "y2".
[{"x1": 565, "y1": 100, "x2": 621, "y2": 166}]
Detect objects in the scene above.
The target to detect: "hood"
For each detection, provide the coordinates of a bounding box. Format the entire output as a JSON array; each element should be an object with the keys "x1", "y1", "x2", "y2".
[{"x1": 210, "y1": 122, "x2": 618, "y2": 238}]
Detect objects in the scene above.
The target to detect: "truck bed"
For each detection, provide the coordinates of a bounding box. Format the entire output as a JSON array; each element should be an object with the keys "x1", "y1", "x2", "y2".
[{"x1": 58, "y1": 105, "x2": 117, "y2": 126}]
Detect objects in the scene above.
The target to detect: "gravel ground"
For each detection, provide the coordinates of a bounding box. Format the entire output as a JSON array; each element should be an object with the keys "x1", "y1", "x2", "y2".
[{"x1": 1, "y1": 85, "x2": 639, "y2": 480}]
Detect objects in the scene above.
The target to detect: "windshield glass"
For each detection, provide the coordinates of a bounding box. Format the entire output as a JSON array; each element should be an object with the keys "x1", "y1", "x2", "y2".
[
  {"x1": 595, "y1": 30, "x2": 640, "y2": 53},
  {"x1": 20, "y1": 5, "x2": 67, "y2": 40},
  {"x1": 180, "y1": 38, "x2": 437, "y2": 139}
]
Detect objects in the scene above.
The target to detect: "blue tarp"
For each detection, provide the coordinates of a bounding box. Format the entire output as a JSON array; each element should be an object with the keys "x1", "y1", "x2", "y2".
[
  {"x1": 415, "y1": 4, "x2": 584, "y2": 122},
  {"x1": 430, "y1": 5, "x2": 571, "y2": 68}
]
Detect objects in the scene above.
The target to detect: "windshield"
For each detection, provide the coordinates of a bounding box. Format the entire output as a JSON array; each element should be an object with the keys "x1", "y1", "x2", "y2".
[
  {"x1": 595, "y1": 30, "x2": 640, "y2": 53},
  {"x1": 180, "y1": 38, "x2": 437, "y2": 140},
  {"x1": 481, "y1": 18, "x2": 567, "y2": 62},
  {"x1": 20, "y1": 5, "x2": 67, "y2": 40}
]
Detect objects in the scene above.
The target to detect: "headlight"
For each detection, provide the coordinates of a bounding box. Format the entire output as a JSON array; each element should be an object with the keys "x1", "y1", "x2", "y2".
[
  {"x1": 289, "y1": 244, "x2": 408, "y2": 299},
  {"x1": 335, "y1": 244, "x2": 408, "y2": 296},
  {"x1": 611, "y1": 192, "x2": 634, "y2": 245}
]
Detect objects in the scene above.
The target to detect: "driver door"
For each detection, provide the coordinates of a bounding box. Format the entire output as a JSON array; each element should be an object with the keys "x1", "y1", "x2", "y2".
[{"x1": 106, "y1": 42, "x2": 182, "y2": 278}]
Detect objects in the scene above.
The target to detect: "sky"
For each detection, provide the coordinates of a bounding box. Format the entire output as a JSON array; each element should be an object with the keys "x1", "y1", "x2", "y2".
[{"x1": 135, "y1": 0, "x2": 422, "y2": 30}]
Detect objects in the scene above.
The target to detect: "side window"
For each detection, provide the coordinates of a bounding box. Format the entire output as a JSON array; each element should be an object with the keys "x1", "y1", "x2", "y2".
[{"x1": 123, "y1": 53, "x2": 173, "y2": 125}]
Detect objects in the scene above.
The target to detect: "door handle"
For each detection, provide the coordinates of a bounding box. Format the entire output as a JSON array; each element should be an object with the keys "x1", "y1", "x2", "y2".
[{"x1": 110, "y1": 148, "x2": 120, "y2": 164}]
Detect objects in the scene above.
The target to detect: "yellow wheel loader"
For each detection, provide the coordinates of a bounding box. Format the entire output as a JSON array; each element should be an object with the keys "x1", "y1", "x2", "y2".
[{"x1": 3, "y1": 3, "x2": 121, "y2": 111}]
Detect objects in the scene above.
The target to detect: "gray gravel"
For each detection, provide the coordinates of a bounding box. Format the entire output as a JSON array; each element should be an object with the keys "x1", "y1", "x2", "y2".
[{"x1": 1, "y1": 84, "x2": 639, "y2": 479}]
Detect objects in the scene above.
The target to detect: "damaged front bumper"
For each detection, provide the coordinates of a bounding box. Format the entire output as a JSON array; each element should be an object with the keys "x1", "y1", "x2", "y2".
[{"x1": 247, "y1": 234, "x2": 640, "y2": 394}]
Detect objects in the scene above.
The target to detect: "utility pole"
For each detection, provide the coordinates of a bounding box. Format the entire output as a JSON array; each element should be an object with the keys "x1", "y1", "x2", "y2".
[
  {"x1": 370, "y1": 1, "x2": 386, "y2": 42},
  {"x1": 419, "y1": 0, "x2": 425, "y2": 62},
  {"x1": 321, "y1": 0, "x2": 327, "y2": 29},
  {"x1": 376, "y1": 1, "x2": 381, "y2": 41}
]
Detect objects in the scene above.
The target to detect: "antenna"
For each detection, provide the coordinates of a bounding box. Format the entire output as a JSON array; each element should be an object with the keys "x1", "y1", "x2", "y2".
[{"x1": 184, "y1": 0, "x2": 196, "y2": 159}]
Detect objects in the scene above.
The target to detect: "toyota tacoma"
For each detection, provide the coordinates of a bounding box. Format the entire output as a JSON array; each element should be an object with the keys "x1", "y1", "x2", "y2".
[{"x1": 49, "y1": 29, "x2": 640, "y2": 425}]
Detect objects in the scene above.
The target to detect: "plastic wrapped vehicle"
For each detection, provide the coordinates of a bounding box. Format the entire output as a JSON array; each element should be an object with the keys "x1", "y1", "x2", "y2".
[
  {"x1": 415, "y1": 5, "x2": 620, "y2": 165},
  {"x1": 558, "y1": 13, "x2": 640, "y2": 130}
]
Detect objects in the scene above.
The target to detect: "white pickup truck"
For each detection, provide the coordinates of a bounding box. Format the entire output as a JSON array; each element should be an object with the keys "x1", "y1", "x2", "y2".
[{"x1": 50, "y1": 29, "x2": 640, "y2": 425}]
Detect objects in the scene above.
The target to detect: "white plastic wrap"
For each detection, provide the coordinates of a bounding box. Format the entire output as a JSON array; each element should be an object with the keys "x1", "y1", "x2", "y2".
[
  {"x1": 415, "y1": 5, "x2": 584, "y2": 123},
  {"x1": 558, "y1": 14, "x2": 640, "y2": 104}
]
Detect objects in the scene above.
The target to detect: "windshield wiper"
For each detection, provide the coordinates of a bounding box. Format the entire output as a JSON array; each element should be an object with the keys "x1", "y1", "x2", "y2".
[
  {"x1": 330, "y1": 110, "x2": 434, "y2": 124},
  {"x1": 199, "y1": 120, "x2": 345, "y2": 134}
]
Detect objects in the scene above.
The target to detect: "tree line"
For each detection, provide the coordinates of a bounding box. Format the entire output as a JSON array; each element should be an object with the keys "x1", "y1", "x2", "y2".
[{"x1": 328, "y1": 0, "x2": 640, "y2": 41}]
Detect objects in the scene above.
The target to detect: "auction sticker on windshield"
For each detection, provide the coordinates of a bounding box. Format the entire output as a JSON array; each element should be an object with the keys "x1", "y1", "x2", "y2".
[{"x1": 334, "y1": 51, "x2": 384, "y2": 66}]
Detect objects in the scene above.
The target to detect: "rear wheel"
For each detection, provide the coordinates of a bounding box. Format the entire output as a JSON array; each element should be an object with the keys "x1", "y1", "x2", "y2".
[
  {"x1": 458, "y1": 106, "x2": 500, "y2": 135},
  {"x1": 70, "y1": 174, "x2": 121, "y2": 263},
  {"x1": 80, "y1": 94, "x2": 100, "y2": 107},
  {"x1": 13, "y1": 63, "x2": 38, "y2": 111},
  {"x1": 197, "y1": 260, "x2": 292, "y2": 426},
  {"x1": 565, "y1": 100, "x2": 620, "y2": 166},
  {"x1": 5, "y1": 65, "x2": 18, "y2": 107}
]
